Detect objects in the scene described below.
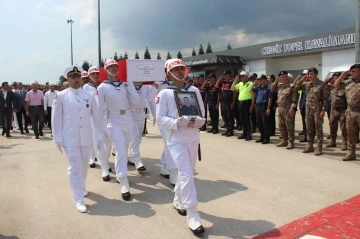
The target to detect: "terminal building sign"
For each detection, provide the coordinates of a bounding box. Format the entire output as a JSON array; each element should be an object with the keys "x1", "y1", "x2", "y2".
[{"x1": 261, "y1": 33, "x2": 355, "y2": 56}]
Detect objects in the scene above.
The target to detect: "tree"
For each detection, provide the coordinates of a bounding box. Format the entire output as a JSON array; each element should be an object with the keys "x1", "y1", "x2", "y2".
[
  {"x1": 192, "y1": 48, "x2": 196, "y2": 56},
  {"x1": 166, "y1": 51, "x2": 172, "y2": 60},
  {"x1": 135, "y1": 51, "x2": 140, "y2": 59},
  {"x1": 124, "y1": 51, "x2": 128, "y2": 59},
  {"x1": 227, "y1": 43, "x2": 232, "y2": 50},
  {"x1": 100, "y1": 58, "x2": 105, "y2": 67},
  {"x1": 206, "y1": 42, "x2": 213, "y2": 54},
  {"x1": 114, "y1": 52, "x2": 119, "y2": 61},
  {"x1": 82, "y1": 60, "x2": 90, "y2": 71},
  {"x1": 177, "y1": 51, "x2": 183, "y2": 59},
  {"x1": 144, "y1": 47, "x2": 151, "y2": 59},
  {"x1": 59, "y1": 75, "x2": 67, "y2": 85},
  {"x1": 198, "y1": 44, "x2": 205, "y2": 55},
  {"x1": 157, "y1": 52, "x2": 161, "y2": 60}
]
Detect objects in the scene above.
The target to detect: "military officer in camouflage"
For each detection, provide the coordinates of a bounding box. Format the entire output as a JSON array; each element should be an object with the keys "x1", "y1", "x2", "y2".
[
  {"x1": 271, "y1": 71, "x2": 299, "y2": 150},
  {"x1": 334, "y1": 64, "x2": 360, "y2": 161},
  {"x1": 295, "y1": 68, "x2": 329, "y2": 156},
  {"x1": 325, "y1": 72, "x2": 348, "y2": 150}
]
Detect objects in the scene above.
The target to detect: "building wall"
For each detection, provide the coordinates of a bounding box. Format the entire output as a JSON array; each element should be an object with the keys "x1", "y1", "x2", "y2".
[
  {"x1": 322, "y1": 48, "x2": 355, "y2": 79},
  {"x1": 245, "y1": 59, "x2": 267, "y2": 76}
]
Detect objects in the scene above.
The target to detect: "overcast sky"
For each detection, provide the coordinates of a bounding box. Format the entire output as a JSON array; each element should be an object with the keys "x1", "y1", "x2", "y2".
[{"x1": 0, "y1": 0, "x2": 357, "y2": 84}]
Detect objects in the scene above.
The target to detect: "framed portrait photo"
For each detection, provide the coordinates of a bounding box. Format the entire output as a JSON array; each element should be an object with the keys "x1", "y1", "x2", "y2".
[{"x1": 174, "y1": 91, "x2": 202, "y2": 118}]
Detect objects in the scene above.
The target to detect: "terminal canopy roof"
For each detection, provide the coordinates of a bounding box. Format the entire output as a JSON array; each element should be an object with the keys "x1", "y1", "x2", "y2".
[{"x1": 183, "y1": 54, "x2": 244, "y2": 67}]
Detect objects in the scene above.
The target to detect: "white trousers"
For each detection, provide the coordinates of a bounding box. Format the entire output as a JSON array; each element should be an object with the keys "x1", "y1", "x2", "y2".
[
  {"x1": 64, "y1": 145, "x2": 92, "y2": 204},
  {"x1": 108, "y1": 122, "x2": 131, "y2": 180},
  {"x1": 159, "y1": 125, "x2": 176, "y2": 171},
  {"x1": 128, "y1": 119, "x2": 144, "y2": 168},
  {"x1": 167, "y1": 141, "x2": 198, "y2": 209}
]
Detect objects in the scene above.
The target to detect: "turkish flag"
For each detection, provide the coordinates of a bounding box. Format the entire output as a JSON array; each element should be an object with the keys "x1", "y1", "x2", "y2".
[{"x1": 185, "y1": 67, "x2": 191, "y2": 77}]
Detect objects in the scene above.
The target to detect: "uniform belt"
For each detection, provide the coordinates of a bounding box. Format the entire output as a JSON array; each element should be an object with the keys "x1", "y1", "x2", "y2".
[
  {"x1": 349, "y1": 105, "x2": 360, "y2": 112},
  {"x1": 29, "y1": 105, "x2": 42, "y2": 107},
  {"x1": 108, "y1": 109, "x2": 131, "y2": 115},
  {"x1": 131, "y1": 108, "x2": 145, "y2": 113}
]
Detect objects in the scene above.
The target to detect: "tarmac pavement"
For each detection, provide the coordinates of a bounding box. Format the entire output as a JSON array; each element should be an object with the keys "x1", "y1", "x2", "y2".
[{"x1": 1, "y1": 115, "x2": 360, "y2": 239}]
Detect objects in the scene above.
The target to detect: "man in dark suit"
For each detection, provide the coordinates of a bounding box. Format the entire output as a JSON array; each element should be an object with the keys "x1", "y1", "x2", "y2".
[
  {"x1": 0, "y1": 81, "x2": 18, "y2": 137},
  {"x1": 14, "y1": 82, "x2": 30, "y2": 134}
]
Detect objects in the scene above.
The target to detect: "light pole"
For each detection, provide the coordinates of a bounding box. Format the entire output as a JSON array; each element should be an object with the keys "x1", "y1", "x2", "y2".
[
  {"x1": 67, "y1": 19, "x2": 74, "y2": 65},
  {"x1": 98, "y1": 0, "x2": 102, "y2": 67}
]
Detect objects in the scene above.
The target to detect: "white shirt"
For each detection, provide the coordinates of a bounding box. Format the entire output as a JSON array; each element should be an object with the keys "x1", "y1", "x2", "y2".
[
  {"x1": 3, "y1": 90, "x2": 7, "y2": 107},
  {"x1": 44, "y1": 90, "x2": 58, "y2": 109},
  {"x1": 130, "y1": 85, "x2": 158, "y2": 121},
  {"x1": 52, "y1": 87, "x2": 104, "y2": 147},
  {"x1": 156, "y1": 86, "x2": 205, "y2": 143}
]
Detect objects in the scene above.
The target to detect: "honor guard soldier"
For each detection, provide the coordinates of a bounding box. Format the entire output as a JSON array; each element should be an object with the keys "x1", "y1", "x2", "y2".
[
  {"x1": 295, "y1": 68, "x2": 329, "y2": 156},
  {"x1": 128, "y1": 83, "x2": 158, "y2": 171},
  {"x1": 232, "y1": 71, "x2": 253, "y2": 140},
  {"x1": 83, "y1": 66, "x2": 113, "y2": 181},
  {"x1": 52, "y1": 65, "x2": 105, "y2": 213},
  {"x1": 81, "y1": 71, "x2": 90, "y2": 86},
  {"x1": 156, "y1": 59, "x2": 206, "y2": 234},
  {"x1": 252, "y1": 75, "x2": 273, "y2": 144},
  {"x1": 97, "y1": 59, "x2": 139, "y2": 200},
  {"x1": 205, "y1": 73, "x2": 220, "y2": 134},
  {"x1": 271, "y1": 71, "x2": 299, "y2": 149},
  {"x1": 334, "y1": 64, "x2": 360, "y2": 161},
  {"x1": 216, "y1": 71, "x2": 234, "y2": 137},
  {"x1": 325, "y1": 72, "x2": 348, "y2": 150}
]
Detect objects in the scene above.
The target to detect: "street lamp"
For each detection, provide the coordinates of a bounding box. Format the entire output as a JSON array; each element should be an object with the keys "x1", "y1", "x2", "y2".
[
  {"x1": 67, "y1": 19, "x2": 74, "y2": 65},
  {"x1": 98, "y1": 0, "x2": 102, "y2": 67}
]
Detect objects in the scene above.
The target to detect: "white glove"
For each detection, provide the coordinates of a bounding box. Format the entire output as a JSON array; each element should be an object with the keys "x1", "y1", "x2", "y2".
[
  {"x1": 55, "y1": 142, "x2": 63, "y2": 154},
  {"x1": 194, "y1": 116, "x2": 206, "y2": 128},
  {"x1": 97, "y1": 140, "x2": 103, "y2": 151},
  {"x1": 176, "y1": 117, "x2": 190, "y2": 127}
]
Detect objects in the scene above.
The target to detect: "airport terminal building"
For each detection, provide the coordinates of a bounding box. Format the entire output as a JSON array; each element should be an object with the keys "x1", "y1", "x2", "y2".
[{"x1": 182, "y1": 28, "x2": 356, "y2": 80}]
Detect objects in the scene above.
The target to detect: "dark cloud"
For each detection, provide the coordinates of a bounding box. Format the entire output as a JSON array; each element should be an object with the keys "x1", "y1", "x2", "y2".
[{"x1": 100, "y1": 0, "x2": 356, "y2": 52}]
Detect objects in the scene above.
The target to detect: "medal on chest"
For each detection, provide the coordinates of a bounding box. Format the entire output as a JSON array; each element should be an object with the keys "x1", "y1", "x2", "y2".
[{"x1": 84, "y1": 98, "x2": 89, "y2": 108}]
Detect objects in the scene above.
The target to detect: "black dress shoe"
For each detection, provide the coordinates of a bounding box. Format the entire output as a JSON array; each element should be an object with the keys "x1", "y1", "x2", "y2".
[
  {"x1": 95, "y1": 158, "x2": 97, "y2": 161},
  {"x1": 128, "y1": 161, "x2": 135, "y2": 166},
  {"x1": 171, "y1": 183, "x2": 175, "y2": 187},
  {"x1": 226, "y1": 132, "x2": 234, "y2": 137},
  {"x1": 245, "y1": 136, "x2": 252, "y2": 141},
  {"x1": 109, "y1": 167, "x2": 112, "y2": 173},
  {"x1": 10, "y1": 127, "x2": 13, "y2": 130},
  {"x1": 255, "y1": 139, "x2": 264, "y2": 143},
  {"x1": 25, "y1": 129, "x2": 29, "y2": 134},
  {"x1": 199, "y1": 126, "x2": 207, "y2": 131},
  {"x1": 299, "y1": 138, "x2": 308, "y2": 143},
  {"x1": 220, "y1": 125, "x2": 226, "y2": 128},
  {"x1": 39, "y1": 132, "x2": 43, "y2": 136},
  {"x1": 298, "y1": 131, "x2": 304, "y2": 136},
  {"x1": 112, "y1": 153, "x2": 116, "y2": 156},
  {"x1": 160, "y1": 173, "x2": 170, "y2": 179},
  {"x1": 207, "y1": 128, "x2": 214, "y2": 133},
  {"x1": 6, "y1": 134, "x2": 12, "y2": 138},
  {"x1": 137, "y1": 166, "x2": 146, "y2": 172},
  {"x1": 262, "y1": 139, "x2": 270, "y2": 144},
  {"x1": 89, "y1": 163, "x2": 96, "y2": 168},
  {"x1": 103, "y1": 175, "x2": 110, "y2": 182},
  {"x1": 191, "y1": 225, "x2": 205, "y2": 234},
  {"x1": 35, "y1": 136, "x2": 40, "y2": 139},
  {"x1": 20, "y1": 131, "x2": 24, "y2": 135},
  {"x1": 122, "y1": 192, "x2": 131, "y2": 201},
  {"x1": 174, "y1": 206, "x2": 187, "y2": 216},
  {"x1": 2, "y1": 131, "x2": 5, "y2": 136},
  {"x1": 238, "y1": 134, "x2": 246, "y2": 139},
  {"x1": 212, "y1": 129, "x2": 219, "y2": 134}
]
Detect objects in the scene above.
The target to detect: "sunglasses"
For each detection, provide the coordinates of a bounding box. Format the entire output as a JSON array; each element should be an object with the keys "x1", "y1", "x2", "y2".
[
  {"x1": 90, "y1": 72, "x2": 100, "y2": 75},
  {"x1": 67, "y1": 74, "x2": 81, "y2": 78}
]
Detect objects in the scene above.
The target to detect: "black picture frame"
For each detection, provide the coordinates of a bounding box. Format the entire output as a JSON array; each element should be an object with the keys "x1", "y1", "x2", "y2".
[{"x1": 174, "y1": 91, "x2": 202, "y2": 118}]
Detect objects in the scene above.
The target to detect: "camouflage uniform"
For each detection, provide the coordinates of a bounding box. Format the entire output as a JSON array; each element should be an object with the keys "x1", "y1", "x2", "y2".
[
  {"x1": 326, "y1": 82, "x2": 348, "y2": 150},
  {"x1": 343, "y1": 79, "x2": 360, "y2": 161},
  {"x1": 295, "y1": 79, "x2": 329, "y2": 155},
  {"x1": 271, "y1": 83, "x2": 299, "y2": 149}
]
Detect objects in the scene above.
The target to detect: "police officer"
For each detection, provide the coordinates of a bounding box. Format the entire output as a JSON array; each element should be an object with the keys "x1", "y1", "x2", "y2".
[
  {"x1": 325, "y1": 72, "x2": 347, "y2": 150},
  {"x1": 334, "y1": 64, "x2": 360, "y2": 161},
  {"x1": 52, "y1": 65, "x2": 105, "y2": 213},
  {"x1": 216, "y1": 71, "x2": 234, "y2": 137},
  {"x1": 128, "y1": 83, "x2": 158, "y2": 171},
  {"x1": 156, "y1": 59, "x2": 206, "y2": 234},
  {"x1": 83, "y1": 66, "x2": 113, "y2": 181},
  {"x1": 232, "y1": 71, "x2": 253, "y2": 140},
  {"x1": 252, "y1": 75, "x2": 273, "y2": 144},
  {"x1": 97, "y1": 59, "x2": 139, "y2": 200},
  {"x1": 205, "y1": 74, "x2": 220, "y2": 134},
  {"x1": 271, "y1": 71, "x2": 299, "y2": 150},
  {"x1": 295, "y1": 68, "x2": 329, "y2": 156}
]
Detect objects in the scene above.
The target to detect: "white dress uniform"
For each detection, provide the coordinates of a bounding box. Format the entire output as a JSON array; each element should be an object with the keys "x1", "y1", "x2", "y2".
[
  {"x1": 97, "y1": 79, "x2": 139, "y2": 193},
  {"x1": 83, "y1": 82, "x2": 112, "y2": 179},
  {"x1": 52, "y1": 87, "x2": 104, "y2": 206},
  {"x1": 128, "y1": 85, "x2": 158, "y2": 170},
  {"x1": 156, "y1": 83, "x2": 206, "y2": 232}
]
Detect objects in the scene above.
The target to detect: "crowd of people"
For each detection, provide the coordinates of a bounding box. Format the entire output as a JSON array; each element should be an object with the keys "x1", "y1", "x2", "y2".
[{"x1": 1, "y1": 59, "x2": 360, "y2": 235}]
